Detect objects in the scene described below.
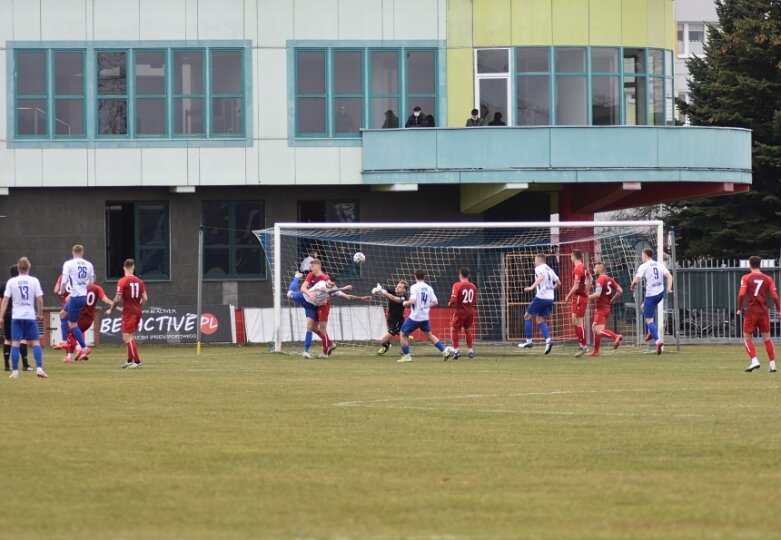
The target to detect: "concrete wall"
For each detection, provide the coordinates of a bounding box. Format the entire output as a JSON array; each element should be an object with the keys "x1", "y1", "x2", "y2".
[{"x1": 0, "y1": 0, "x2": 447, "y2": 190}]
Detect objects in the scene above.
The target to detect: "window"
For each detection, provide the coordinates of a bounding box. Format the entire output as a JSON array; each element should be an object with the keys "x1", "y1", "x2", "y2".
[
  {"x1": 106, "y1": 202, "x2": 169, "y2": 279},
  {"x1": 97, "y1": 51, "x2": 128, "y2": 135},
  {"x1": 513, "y1": 46, "x2": 674, "y2": 126},
  {"x1": 295, "y1": 47, "x2": 437, "y2": 137},
  {"x1": 15, "y1": 49, "x2": 86, "y2": 138},
  {"x1": 202, "y1": 201, "x2": 265, "y2": 279},
  {"x1": 591, "y1": 48, "x2": 619, "y2": 125},
  {"x1": 12, "y1": 44, "x2": 247, "y2": 142},
  {"x1": 475, "y1": 49, "x2": 510, "y2": 126},
  {"x1": 678, "y1": 22, "x2": 709, "y2": 57},
  {"x1": 516, "y1": 48, "x2": 550, "y2": 126},
  {"x1": 555, "y1": 48, "x2": 587, "y2": 125}
]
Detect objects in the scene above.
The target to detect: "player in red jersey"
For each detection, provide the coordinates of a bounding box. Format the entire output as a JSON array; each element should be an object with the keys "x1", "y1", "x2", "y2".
[
  {"x1": 105, "y1": 259, "x2": 147, "y2": 369},
  {"x1": 449, "y1": 267, "x2": 478, "y2": 359},
  {"x1": 563, "y1": 250, "x2": 592, "y2": 357},
  {"x1": 586, "y1": 262, "x2": 623, "y2": 357},
  {"x1": 61, "y1": 283, "x2": 112, "y2": 363},
  {"x1": 299, "y1": 259, "x2": 337, "y2": 357},
  {"x1": 52, "y1": 274, "x2": 72, "y2": 350},
  {"x1": 737, "y1": 256, "x2": 780, "y2": 373}
]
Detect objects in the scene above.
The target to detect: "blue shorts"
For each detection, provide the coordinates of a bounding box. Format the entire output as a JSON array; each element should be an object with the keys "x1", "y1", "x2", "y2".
[
  {"x1": 643, "y1": 291, "x2": 666, "y2": 318},
  {"x1": 12, "y1": 319, "x2": 39, "y2": 341},
  {"x1": 527, "y1": 297, "x2": 554, "y2": 318},
  {"x1": 289, "y1": 292, "x2": 318, "y2": 321},
  {"x1": 68, "y1": 295, "x2": 87, "y2": 323},
  {"x1": 401, "y1": 318, "x2": 431, "y2": 335}
]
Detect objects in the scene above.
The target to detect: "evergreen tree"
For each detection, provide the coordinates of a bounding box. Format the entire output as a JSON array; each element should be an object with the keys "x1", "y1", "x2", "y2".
[{"x1": 670, "y1": 0, "x2": 781, "y2": 258}]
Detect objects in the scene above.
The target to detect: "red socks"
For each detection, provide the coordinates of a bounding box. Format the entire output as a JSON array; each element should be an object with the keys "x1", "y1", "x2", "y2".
[
  {"x1": 575, "y1": 326, "x2": 586, "y2": 346},
  {"x1": 593, "y1": 334, "x2": 601, "y2": 353},
  {"x1": 451, "y1": 329, "x2": 460, "y2": 349},
  {"x1": 744, "y1": 339, "x2": 757, "y2": 359},
  {"x1": 126, "y1": 340, "x2": 141, "y2": 362},
  {"x1": 601, "y1": 329, "x2": 619, "y2": 340},
  {"x1": 465, "y1": 328, "x2": 474, "y2": 349},
  {"x1": 764, "y1": 339, "x2": 775, "y2": 361}
]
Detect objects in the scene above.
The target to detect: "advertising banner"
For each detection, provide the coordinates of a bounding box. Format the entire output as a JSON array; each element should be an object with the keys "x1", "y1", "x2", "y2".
[{"x1": 99, "y1": 305, "x2": 235, "y2": 344}]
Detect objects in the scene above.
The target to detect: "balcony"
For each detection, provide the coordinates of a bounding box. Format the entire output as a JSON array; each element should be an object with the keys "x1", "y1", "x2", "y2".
[{"x1": 361, "y1": 126, "x2": 752, "y2": 186}]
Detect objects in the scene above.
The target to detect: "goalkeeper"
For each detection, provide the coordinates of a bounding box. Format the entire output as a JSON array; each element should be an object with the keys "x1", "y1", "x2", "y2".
[{"x1": 372, "y1": 280, "x2": 409, "y2": 355}]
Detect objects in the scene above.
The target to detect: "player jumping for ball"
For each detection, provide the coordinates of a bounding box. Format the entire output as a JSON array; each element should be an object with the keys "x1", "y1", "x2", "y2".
[
  {"x1": 374, "y1": 280, "x2": 409, "y2": 355},
  {"x1": 738, "y1": 256, "x2": 780, "y2": 373}
]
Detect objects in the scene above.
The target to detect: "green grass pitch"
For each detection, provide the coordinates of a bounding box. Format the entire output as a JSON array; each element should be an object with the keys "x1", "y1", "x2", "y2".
[{"x1": 2, "y1": 344, "x2": 780, "y2": 540}]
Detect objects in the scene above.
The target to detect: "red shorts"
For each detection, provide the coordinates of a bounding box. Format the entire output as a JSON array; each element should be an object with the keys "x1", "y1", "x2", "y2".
[
  {"x1": 317, "y1": 303, "x2": 331, "y2": 323},
  {"x1": 76, "y1": 317, "x2": 92, "y2": 333},
  {"x1": 571, "y1": 296, "x2": 588, "y2": 318},
  {"x1": 743, "y1": 312, "x2": 770, "y2": 334},
  {"x1": 593, "y1": 306, "x2": 611, "y2": 325},
  {"x1": 452, "y1": 313, "x2": 474, "y2": 331},
  {"x1": 122, "y1": 312, "x2": 142, "y2": 334}
]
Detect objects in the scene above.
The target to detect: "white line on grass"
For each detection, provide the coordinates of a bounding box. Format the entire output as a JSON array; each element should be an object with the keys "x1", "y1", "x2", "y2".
[
  {"x1": 334, "y1": 386, "x2": 781, "y2": 408},
  {"x1": 373, "y1": 404, "x2": 719, "y2": 418}
]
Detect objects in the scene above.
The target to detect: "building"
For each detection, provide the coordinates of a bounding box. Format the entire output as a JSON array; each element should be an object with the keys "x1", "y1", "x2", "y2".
[
  {"x1": 0, "y1": 0, "x2": 750, "y2": 307},
  {"x1": 674, "y1": 0, "x2": 718, "y2": 120}
]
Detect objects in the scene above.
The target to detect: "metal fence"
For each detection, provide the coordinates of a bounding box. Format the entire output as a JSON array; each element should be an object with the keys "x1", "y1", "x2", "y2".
[{"x1": 669, "y1": 259, "x2": 781, "y2": 344}]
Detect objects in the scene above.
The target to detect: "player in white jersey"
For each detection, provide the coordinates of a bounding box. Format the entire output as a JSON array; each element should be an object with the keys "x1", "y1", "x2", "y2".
[
  {"x1": 519, "y1": 254, "x2": 560, "y2": 355},
  {"x1": 0, "y1": 257, "x2": 47, "y2": 379},
  {"x1": 630, "y1": 248, "x2": 673, "y2": 355},
  {"x1": 60, "y1": 244, "x2": 95, "y2": 361},
  {"x1": 398, "y1": 270, "x2": 451, "y2": 363}
]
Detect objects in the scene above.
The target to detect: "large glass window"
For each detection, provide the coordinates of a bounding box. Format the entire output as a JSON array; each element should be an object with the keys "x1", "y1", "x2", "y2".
[
  {"x1": 16, "y1": 50, "x2": 87, "y2": 138},
  {"x1": 97, "y1": 51, "x2": 128, "y2": 135},
  {"x1": 135, "y1": 50, "x2": 166, "y2": 136},
  {"x1": 476, "y1": 49, "x2": 509, "y2": 126},
  {"x1": 174, "y1": 50, "x2": 205, "y2": 136},
  {"x1": 678, "y1": 22, "x2": 709, "y2": 57},
  {"x1": 517, "y1": 48, "x2": 550, "y2": 126},
  {"x1": 106, "y1": 201, "x2": 169, "y2": 279},
  {"x1": 296, "y1": 46, "x2": 437, "y2": 137},
  {"x1": 554, "y1": 48, "x2": 586, "y2": 125},
  {"x1": 513, "y1": 46, "x2": 673, "y2": 126},
  {"x1": 211, "y1": 50, "x2": 243, "y2": 136},
  {"x1": 203, "y1": 201, "x2": 265, "y2": 279},
  {"x1": 13, "y1": 45, "x2": 247, "y2": 142}
]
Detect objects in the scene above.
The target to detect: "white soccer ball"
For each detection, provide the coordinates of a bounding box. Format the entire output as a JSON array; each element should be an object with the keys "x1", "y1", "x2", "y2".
[
  {"x1": 444, "y1": 346, "x2": 455, "y2": 356},
  {"x1": 353, "y1": 252, "x2": 366, "y2": 264}
]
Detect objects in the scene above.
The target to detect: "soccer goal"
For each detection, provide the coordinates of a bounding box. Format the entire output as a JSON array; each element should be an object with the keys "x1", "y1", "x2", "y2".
[{"x1": 253, "y1": 221, "x2": 666, "y2": 356}]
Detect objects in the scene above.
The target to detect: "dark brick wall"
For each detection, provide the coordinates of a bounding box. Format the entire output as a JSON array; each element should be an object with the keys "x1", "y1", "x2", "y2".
[{"x1": 0, "y1": 184, "x2": 535, "y2": 308}]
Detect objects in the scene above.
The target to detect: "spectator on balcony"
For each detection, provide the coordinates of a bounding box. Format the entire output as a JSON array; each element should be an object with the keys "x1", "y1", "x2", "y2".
[
  {"x1": 488, "y1": 112, "x2": 506, "y2": 126},
  {"x1": 465, "y1": 109, "x2": 482, "y2": 127},
  {"x1": 405, "y1": 106, "x2": 427, "y2": 128},
  {"x1": 426, "y1": 114, "x2": 436, "y2": 127},
  {"x1": 381, "y1": 109, "x2": 399, "y2": 129}
]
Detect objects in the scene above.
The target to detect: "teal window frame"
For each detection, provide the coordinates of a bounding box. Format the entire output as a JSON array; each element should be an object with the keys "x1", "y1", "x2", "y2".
[
  {"x1": 514, "y1": 46, "x2": 675, "y2": 127},
  {"x1": 134, "y1": 49, "x2": 168, "y2": 138},
  {"x1": 173, "y1": 48, "x2": 206, "y2": 137},
  {"x1": 9, "y1": 41, "x2": 250, "y2": 146},
  {"x1": 202, "y1": 200, "x2": 267, "y2": 280},
  {"x1": 14, "y1": 48, "x2": 88, "y2": 139},
  {"x1": 209, "y1": 48, "x2": 246, "y2": 137},
  {"x1": 293, "y1": 46, "x2": 438, "y2": 139},
  {"x1": 105, "y1": 200, "x2": 170, "y2": 281},
  {"x1": 332, "y1": 48, "x2": 363, "y2": 138},
  {"x1": 96, "y1": 48, "x2": 130, "y2": 137},
  {"x1": 53, "y1": 49, "x2": 86, "y2": 138}
]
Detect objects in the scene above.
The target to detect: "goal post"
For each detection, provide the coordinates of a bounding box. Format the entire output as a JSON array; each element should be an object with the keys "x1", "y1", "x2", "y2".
[{"x1": 255, "y1": 221, "x2": 666, "y2": 355}]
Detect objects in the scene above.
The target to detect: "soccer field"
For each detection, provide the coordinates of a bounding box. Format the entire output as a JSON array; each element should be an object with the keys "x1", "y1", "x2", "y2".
[{"x1": 2, "y1": 345, "x2": 780, "y2": 540}]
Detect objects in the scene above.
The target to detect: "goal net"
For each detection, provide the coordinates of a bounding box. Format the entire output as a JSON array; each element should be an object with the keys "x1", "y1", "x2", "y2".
[{"x1": 253, "y1": 221, "x2": 666, "y2": 357}]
